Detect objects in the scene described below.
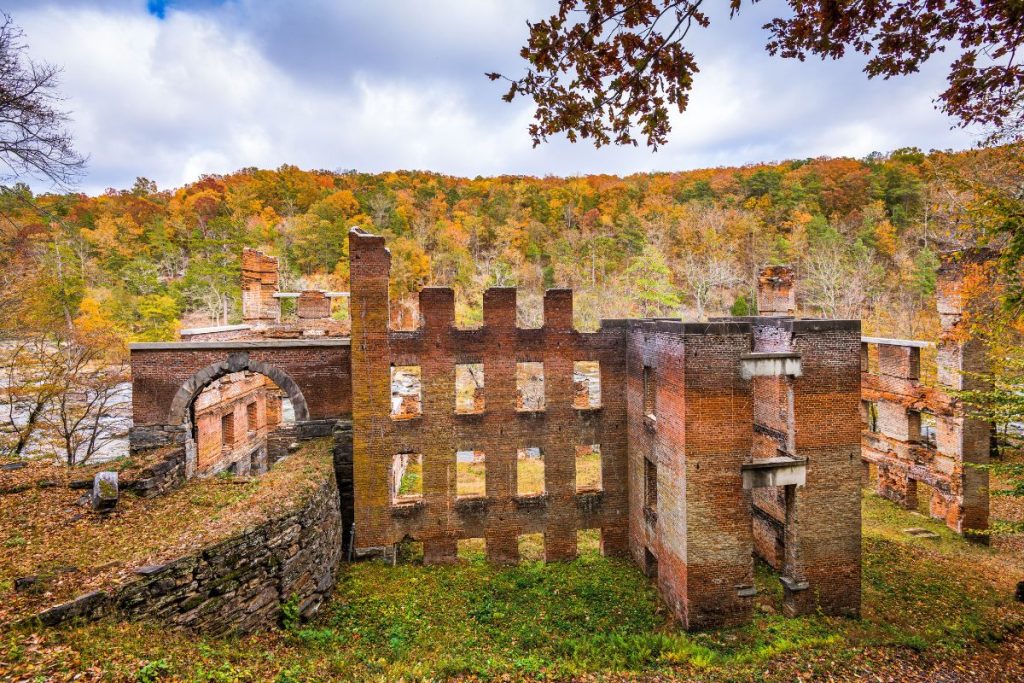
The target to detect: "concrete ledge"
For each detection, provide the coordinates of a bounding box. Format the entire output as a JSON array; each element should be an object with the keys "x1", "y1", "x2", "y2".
[
  {"x1": 130, "y1": 338, "x2": 350, "y2": 350},
  {"x1": 740, "y1": 352, "x2": 802, "y2": 379},
  {"x1": 861, "y1": 336, "x2": 934, "y2": 348},
  {"x1": 742, "y1": 457, "x2": 807, "y2": 489},
  {"x1": 180, "y1": 324, "x2": 252, "y2": 336}
]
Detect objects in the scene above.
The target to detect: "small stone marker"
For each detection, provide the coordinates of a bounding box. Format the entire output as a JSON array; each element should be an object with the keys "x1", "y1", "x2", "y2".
[
  {"x1": 92, "y1": 471, "x2": 119, "y2": 512},
  {"x1": 902, "y1": 527, "x2": 940, "y2": 539}
]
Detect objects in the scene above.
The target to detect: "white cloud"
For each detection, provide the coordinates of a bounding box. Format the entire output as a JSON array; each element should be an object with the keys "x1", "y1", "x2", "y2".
[{"x1": 11, "y1": 1, "x2": 979, "y2": 193}]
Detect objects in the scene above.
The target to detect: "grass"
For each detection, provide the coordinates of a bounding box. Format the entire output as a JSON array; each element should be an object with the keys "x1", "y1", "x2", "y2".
[
  {"x1": 3, "y1": 491, "x2": 1023, "y2": 682},
  {"x1": 0, "y1": 438, "x2": 334, "y2": 625}
]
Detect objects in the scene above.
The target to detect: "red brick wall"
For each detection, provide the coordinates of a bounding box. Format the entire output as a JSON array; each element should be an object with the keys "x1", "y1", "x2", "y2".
[
  {"x1": 349, "y1": 228, "x2": 629, "y2": 563},
  {"x1": 861, "y1": 250, "x2": 991, "y2": 537},
  {"x1": 790, "y1": 320, "x2": 862, "y2": 617},
  {"x1": 241, "y1": 248, "x2": 280, "y2": 322},
  {"x1": 130, "y1": 342, "x2": 351, "y2": 427},
  {"x1": 627, "y1": 322, "x2": 756, "y2": 630},
  {"x1": 297, "y1": 290, "x2": 331, "y2": 319}
]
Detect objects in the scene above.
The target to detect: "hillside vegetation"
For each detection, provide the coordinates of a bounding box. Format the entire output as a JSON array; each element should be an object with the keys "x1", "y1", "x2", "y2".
[{"x1": 5, "y1": 145, "x2": 1018, "y2": 343}]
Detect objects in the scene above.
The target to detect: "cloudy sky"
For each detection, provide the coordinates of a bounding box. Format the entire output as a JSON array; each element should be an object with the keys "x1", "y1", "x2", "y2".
[{"x1": 10, "y1": 0, "x2": 982, "y2": 194}]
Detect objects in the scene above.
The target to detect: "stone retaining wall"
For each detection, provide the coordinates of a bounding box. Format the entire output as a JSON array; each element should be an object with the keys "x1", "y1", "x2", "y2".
[{"x1": 22, "y1": 466, "x2": 342, "y2": 635}]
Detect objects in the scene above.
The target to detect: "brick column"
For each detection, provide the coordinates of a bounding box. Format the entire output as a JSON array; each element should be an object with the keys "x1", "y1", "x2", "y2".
[
  {"x1": 349, "y1": 228, "x2": 395, "y2": 551},
  {"x1": 936, "y1": 253, "x2": 990, "y2": 537}
]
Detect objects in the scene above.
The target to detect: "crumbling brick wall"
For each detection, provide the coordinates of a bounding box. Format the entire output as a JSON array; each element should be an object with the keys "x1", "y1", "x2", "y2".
[
  {"x1": 861, "y1": 251, "x2": 991, "y2": 537},
  {"x1": 297, "y1": 290, "x2": 332, "y2": 319},
  {"x1": 242, "y1": 248, "x2": 281, "y2": 323},
  {"x1": 349, "y1": 228, "x2": 629, "y2": 564}
]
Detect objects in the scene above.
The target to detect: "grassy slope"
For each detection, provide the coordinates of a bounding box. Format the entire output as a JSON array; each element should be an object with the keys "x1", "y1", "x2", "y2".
[
  {"x1": 0, "y1": 439, "x2": 334, "y2": 625},
  {"x1": 3, "y1": 492, "x2": 1023, "y2": 682}
]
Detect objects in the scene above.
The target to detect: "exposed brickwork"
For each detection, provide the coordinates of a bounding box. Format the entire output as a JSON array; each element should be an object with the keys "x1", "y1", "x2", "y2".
[
  {"x1": 128, "y1": 235, "x2": 864, "y2": 632},
  {"x1": 297, "y1": 290, "x2": 332, "y2": 319},
  {"x1": 130, "y1": 341, "x2": 351, "y2": 428},
  {"x1": 349, "y1": 228, "x2": 629, "y2": 564},
  {"x1": 861, "y1": 251, "x2": 991, "y2": 537},
  {"x1": 757, "y1": 265, "x2": 796, "y2": 316},
  {"x1": 193, "y1": 372, "x2": 281, "y2": 476},
  {"x1": 241, "y1": 248, "x2": 280, "y2": 323}
]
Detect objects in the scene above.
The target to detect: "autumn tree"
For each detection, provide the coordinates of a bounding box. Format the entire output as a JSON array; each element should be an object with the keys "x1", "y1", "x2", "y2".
[{"x1": 492, "y1": 1, "x2": 1024, "y2": 148}]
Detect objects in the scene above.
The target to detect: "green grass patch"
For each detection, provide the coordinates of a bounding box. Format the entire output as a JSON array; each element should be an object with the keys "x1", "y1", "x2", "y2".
[{"x1": 4, "y1": 491, "x2": 1022, "y2": 681}]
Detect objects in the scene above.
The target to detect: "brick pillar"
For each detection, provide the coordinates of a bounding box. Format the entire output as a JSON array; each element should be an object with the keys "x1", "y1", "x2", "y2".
[
  {"x1": 241, "y1": 248, "x2": 280, "y2": 323},
  {"x1": 420, "y1": 287, "x2": 460, "y2": 564},
  {"x1": 936, "y1": 252, "x2": 990, "y2": 537},
  {"x1": 789, "y1": 321, "x2": 862, "y2": 618},
  {"x1": 541, "y1": 289, "x2": 577, "y2": 562},
  {"x1": 482, "y1": 287, "x2": 521, "y2": 564},
  {"x1": 757, "y1": 266, "x2": 796, "y2": 316},
  {"x1": 349, "y1": 228, "x2": 395, "y2": 551},
  {"x1": 680, "y1": 324, "x2": 755, "y2": 629}
]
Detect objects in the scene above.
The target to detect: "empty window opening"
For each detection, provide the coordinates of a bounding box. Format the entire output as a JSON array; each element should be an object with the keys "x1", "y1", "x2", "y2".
[
  {"x1": 391, "y1": 452, "x2": 423, "y2": 504},
  {"x1": 577, "y1": 529, "x2": 601, "y2": 557},
  {"x1": 644, "y1": 457, "x2": 658, "y2": 512},
  {"x1": 920, "y1": 411, "x2": 937, "y2": 447},
  {"x1": 246, "y1": 402, "x2": 257, "y2": 432},
  {"x1": 457, "y1": 538, "x2": 485, "y2": 562},
  {"x1": 391, "y1": 365, "x2": 422, "y2": 419},
  {"x1": 221, "y1": 413, "x2": 235, "y2": 449},
  {"x1": 518, "y1": 533, "x2": 545, "y2": 562},
  {"x1": 516, "y1": 447, "x2": 545, "y2": 496},
  {"x1": 907, "y1": 409, "x2": 923, "y2": 443},
  {"x1": 866, "y1": 401, "x2": 879, "y2": 433},
  {"x1": 576, "y1": 444, "x2": 602, "y2": 492},
  {"x1": 644, "y1": 547, "x2": 659, "y2": 578},
  {"x1": 643, "y1": 366, "x2": 656, "y2": 418},
  {"x1": 455, "y1": 363, "x2": 485, "y2": 414},
  {"x1": 226, "y1": 460, "x2": 239, "y2": 476},
  {"x1": 516, "y1": 362, "x2": 545, "y2": 411},
  {"x1": 573, "y1": 361, "x2": 601, "y2": 409},
  {"x1": 456, "y1": 450, "x2": 486, "y2": 498}
]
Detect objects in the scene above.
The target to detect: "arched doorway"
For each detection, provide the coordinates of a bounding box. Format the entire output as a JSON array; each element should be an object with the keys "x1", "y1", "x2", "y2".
[{"x1": 168, "y1": 353, "x2": 310, "y2": 477}]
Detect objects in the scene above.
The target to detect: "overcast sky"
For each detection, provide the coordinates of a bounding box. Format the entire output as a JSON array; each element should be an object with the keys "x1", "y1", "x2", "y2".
[{"x1": 10, "y1": 0, "x2": 982, "y2": 194}]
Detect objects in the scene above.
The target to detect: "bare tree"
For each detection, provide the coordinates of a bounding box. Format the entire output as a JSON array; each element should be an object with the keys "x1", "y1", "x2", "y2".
[
  {"x1": 677, "y1": 252, "x2": 737, "y2": 321},
  {"x1": 0, "y1": 338, "x2": 64, "y2": 456},
  {"x1": 0, "y1": 13, "x2": 85, "y2": 187},
  {"x1": 802, "y1": 243, "x2": 874, "y2": 319},
  {"x1": 46, "y1": 340, "x2": 128, "y2": 466}
]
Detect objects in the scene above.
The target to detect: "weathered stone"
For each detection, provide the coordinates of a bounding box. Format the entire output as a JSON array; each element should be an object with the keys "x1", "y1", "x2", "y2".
[{"x1": 92, "y1": 471, "x2": 119, "y2": 512}]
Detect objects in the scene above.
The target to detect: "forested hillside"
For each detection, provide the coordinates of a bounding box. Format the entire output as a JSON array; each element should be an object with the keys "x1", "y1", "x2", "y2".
[{"x1": 2, "y1": 145, "x2": 1018, "y2": 343}]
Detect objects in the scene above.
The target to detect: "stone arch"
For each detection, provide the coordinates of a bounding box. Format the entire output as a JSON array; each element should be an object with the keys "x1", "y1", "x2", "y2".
[{"x1": 167, "y1": 351, "x2": 310, "y2": 425}]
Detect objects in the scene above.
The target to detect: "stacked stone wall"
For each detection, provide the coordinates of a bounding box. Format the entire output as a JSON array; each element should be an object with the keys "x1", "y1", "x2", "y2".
[{"x1": 24, "y1": 466, "x2": 342, "y2": 635}]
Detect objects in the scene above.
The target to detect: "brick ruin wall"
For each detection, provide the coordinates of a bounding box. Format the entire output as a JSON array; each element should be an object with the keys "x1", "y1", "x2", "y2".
[
  {"x1": 125, "y1": 233, "x2": 874, "y2": 632},
  {"x1": 860, "y1": 252, "x2": 991, "y2": 536},
  {"x1": 349, "y1": 228, "x2": 629, "y2": 563},
  {"x1": 193, "y1": 372, "x2": 283, "y2": 476},
  {"x1": 242, "y1": 247, "x2": 281, "y2": 323},
  {"x1": 626, "y1": 317, "x2": 861, "y2": 628}
]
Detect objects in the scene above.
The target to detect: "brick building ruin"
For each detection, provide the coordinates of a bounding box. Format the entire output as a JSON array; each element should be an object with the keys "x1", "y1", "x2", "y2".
[
  {"x1": 126, "y1": 228, "x2": 992, "y2": 631},
  {"x1": 860, "y1": 252, "x2": 992, "y2": 536},
  {"x1": 191, "y1": 371, "x2": 285, "y2": 476}
]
